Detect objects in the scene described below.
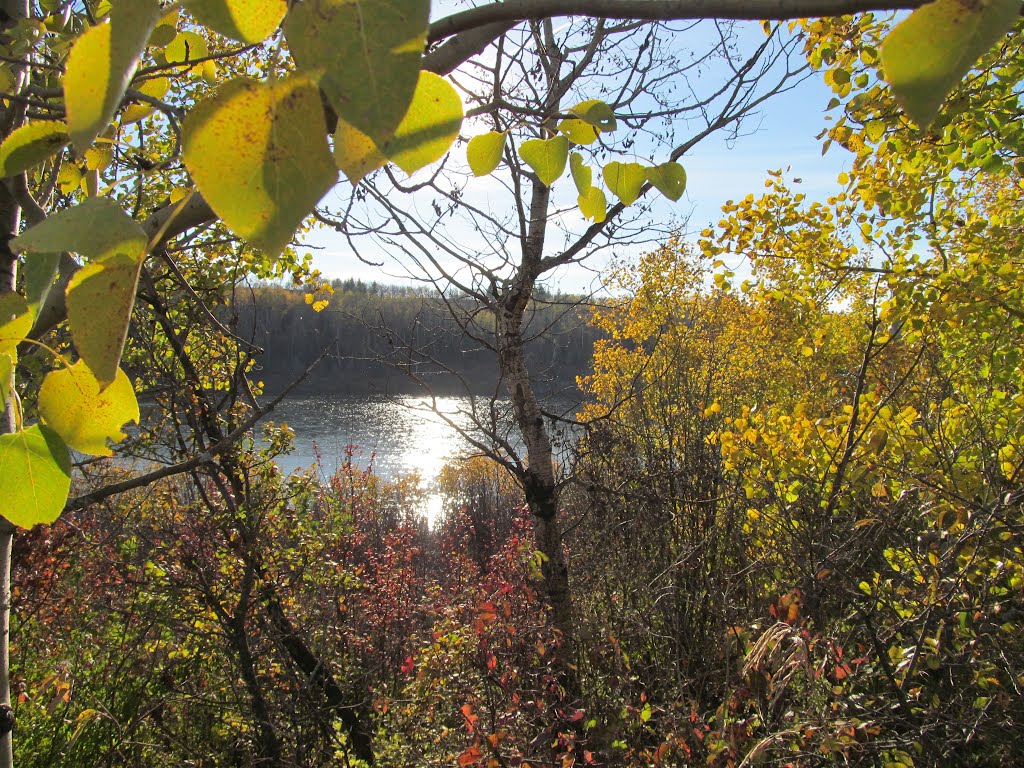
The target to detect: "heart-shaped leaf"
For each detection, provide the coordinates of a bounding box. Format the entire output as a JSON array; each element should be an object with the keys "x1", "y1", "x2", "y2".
[
  {"x1": 12, "y1": 196, "x2": 147, "y2": 261},
  {"x1": 0, "y1": 121, "x2": 69, "y2": 178},
  {"x1": 881, "y1": 0, "x2": 1018, "y2": 128},
  {"x1": 23, "y1": 252, "x2": 61, "y2": 320},
  {"x1": 578, "y1": 186, "x2": 607, "y2": 223},
  {"x1": 558, "y1": 118, "x2": 599, "y2": 145},
  {"x1": 0, "y1": 293, "x2": 31, "y2": 353},
  {"x1": 64, "y1": 0, "x2": 164, "y2": 151},
  {"x1": 182, "y1": 75, "x2": 336, "y2": 258},
  {"x1": 183, "y1": 0, "x2": 287, "y2": 44},
  {"x1": 333, "y1": 119, "x2": 387, "y2": 184},
  {"x1": 603, "y1": 161, "x2": 647, "y2": 206},
  {"x1": 285, "y1": 0, "x2": 429, "y2": 146},
  {"x1": 120, "y1": 77, "x2": 170, "y2": 124},
  {"x1": 570, "y1": 99, "x2": 617, "y2": 132},
  {"x1": 39, "y1": 361, "x2": 139, "y2": 456},
  {"x1": 647, "y1": 161, "x2": 687, "y2": 201},
  {"x1": 0, "y1": 425, "x2": 71, "y2": 528},
  {"x1": 519, "y1": 135, "x2": 569, "y2": 187},
  {"x1": 66, "y1": 252, "x2": 143, "y2": 387},
  {"x1": 569, "y1": 152, "x2": 591, "y2": 195},
  {"x1": 467, "y1": 131, "x2": 505, "y2": 176},
  {"x1": 381, "y1": 72, "x2": 463, "y2": 175}
]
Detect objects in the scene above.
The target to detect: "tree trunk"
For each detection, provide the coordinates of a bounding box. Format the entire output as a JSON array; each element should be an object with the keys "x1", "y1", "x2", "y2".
[
  {"x1": 0, "y1": 2, "x2": 30, "y2": 761},
  {"x1": 497, "y1": 176, "x2": 575, "y2": 642}
]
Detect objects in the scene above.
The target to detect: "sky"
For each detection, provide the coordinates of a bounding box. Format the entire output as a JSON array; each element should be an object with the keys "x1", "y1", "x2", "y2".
[{"x1": 302, "y1": 19, "x2": 852, "y2": 294}]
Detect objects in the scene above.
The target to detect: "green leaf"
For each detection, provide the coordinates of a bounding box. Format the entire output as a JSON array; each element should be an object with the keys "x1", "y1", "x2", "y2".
[
  {"x1": 0, "y1": 425, "x2": 71, "y2": 528},
  {"x1": 558, "y1": 118, "x2": 599, "y2": 145},
  {"x1": 569, "y1": 152, "x2": 591, "y2": 194},
  {"x1": 570, "y1": 99, "x2": 617, "y2": 132},
  {"x1": 24, "y1": 252, "x2": 61, "y2": 319},
  {"x1": 149, "y1": 6, "x2": 179, "y2": 48},
  {"x1": 39, "y1": 361, "x2": 139, "y2": 457},
  {"x1": 603, "y1": 161, "x2": 647, "y2": 206},
  {"x1": 333, "y1": 119, "x2": 387, "y2": 184},
  {"x1": 578, "y1": 186, "x2": 607, "y2": 223},
  {"x1": 881, "y1": 0, "x2": 1018, "y2": 128},
  {"x1": 12, "y1": 197, "x2": 147, "y2": 261},
  {"x1": 381, "y1": 72, "x2": 463, "y2": 175},
  {"x1": 66, "y1": 253, "x2": 143, "y2": 387},
  {"x1": 285, "y1": 0, "x2": 429, "y2": 146},
  {"x1": 0, "y1": 121, "x2": 69, "y2": 178},
  {"x1": 647, "y1": 161, "x2": 687, "y2": 201},
  {"x1": 64, "y1": 0, "x2": 164, "y2": 151},
  {"x1": 0, "y1": 293, "x2": 31, "y2": 353},
  {"x1": 519, "y1": 135, "x2": 569, "y2": 187},
  {"x1": 182, "y1": 75, "x2": 336, "y2": 258},
  {"x1": 183, "y1": 0, "x2": 287, "y2": 44},
  {"x1": 467, "y1": 131, "x2": 505, "y2": 176},
  {"x1": 164, "y1": 30, "x2": 209, "y2": 65},
  {"x1": 0, "y1": 353, "x2": 13, "y2": 409}
]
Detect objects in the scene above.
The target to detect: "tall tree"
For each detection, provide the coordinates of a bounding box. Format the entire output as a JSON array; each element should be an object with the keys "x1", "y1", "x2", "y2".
[{"x1": 327, "y1": 15, "x2": 805, "y2": 642}]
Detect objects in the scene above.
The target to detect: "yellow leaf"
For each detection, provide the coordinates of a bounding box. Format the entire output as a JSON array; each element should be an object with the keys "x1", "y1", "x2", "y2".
[
  {"x1": 0, "y1": 121, "x2": 69, "y2": 178},
  {"x1": 182, "y1": 75, "x2": 336, "y2": 257},
  {"x1": 381, "y1": 72, "x2": 463, "y2": 175},
  {"x1": 64, "y1": 0, "x2": 164, "y2": 151},
  {"x1": 39, "y1": 361, "x2": 139, "y2": 456}
]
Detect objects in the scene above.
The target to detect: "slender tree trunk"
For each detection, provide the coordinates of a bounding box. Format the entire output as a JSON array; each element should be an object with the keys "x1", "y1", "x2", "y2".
[
  {"x1": 498, "y1": 176, "x2": 575, "y2": 642},
  {"x1": 0, "y1": 3, "x2": 29, "y2": 764},
  {"x1": 0, "y1": 207, "x2": 20, "y2": 768}
]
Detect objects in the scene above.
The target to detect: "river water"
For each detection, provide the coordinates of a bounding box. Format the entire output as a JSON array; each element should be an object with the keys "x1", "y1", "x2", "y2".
[
  {"x1": 262, "y1": 395, "x2": 520, "y2": 520},
  {"x1": 260, "y1": 394, "x2": 582, "y2": 521}
]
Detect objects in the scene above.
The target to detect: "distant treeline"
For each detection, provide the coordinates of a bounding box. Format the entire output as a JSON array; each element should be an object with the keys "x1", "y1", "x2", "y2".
[{"x1": 234, "y1": 279, "x2": 603, "y2": 396}]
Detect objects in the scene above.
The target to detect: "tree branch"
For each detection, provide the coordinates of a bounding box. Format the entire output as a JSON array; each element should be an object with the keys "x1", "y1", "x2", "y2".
[{"x1": 428, "y1": 0, "x2": 924, "y2": 43}]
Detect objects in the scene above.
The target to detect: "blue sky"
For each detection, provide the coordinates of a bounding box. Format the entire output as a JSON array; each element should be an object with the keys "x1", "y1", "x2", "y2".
[{"x1": 303, "y1": 21, "x2": 851, "y2": 293}]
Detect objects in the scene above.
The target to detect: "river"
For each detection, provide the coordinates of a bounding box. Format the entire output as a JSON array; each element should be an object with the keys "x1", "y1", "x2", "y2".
[{"x1": 261, "y1": 394, "x2": 580, "y2": 521}]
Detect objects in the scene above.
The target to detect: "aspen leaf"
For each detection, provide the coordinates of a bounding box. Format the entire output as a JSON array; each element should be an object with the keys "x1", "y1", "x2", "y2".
[
  {"x1": 558, "y1": 118, "x2": 599, "y2": 145},
  {"x1": 182, "y1": 76, "x2": 336, "y2": 258},
  {"x1": 578, "y1": 186, "x2": 607, "y2": 223},
  {"x1": 0, "y1": 425, "x2": 71, "y2": 528},
  {"x1": 183, "y1": 0, "x2": 287, "y2": 44},
  {"x1": 646, "y1": 161, "x2": 687, "y2": 201},
  {"x1": 12, "y1": 197, "x2": 147, "y2": 262},
  {"x1": 120, "y1": 78, "x2": 170, "y2": 124},
  {"x1": 39, "y1": 361, "x2": 139, "y2": 456},
  {"x1": 285, "y1": 0, "x2": 429, "y2": 146},
  {"x1": 467, "y1": 131, "x2": 505, "y2": 176},
  {"x1": 66, "y1": 252, "x2": 144, "y2": 387},
  {"x1": 0, "y1": 353, "x2": 12, "y2": 409},
  {"x1": 570, "y1": 99, "x2": 617, "y2": 132},
  {"x1": 333, "y1": 119, "x2": 387, "y2": 184},
  {"x1": 64, "y1": 0, "x2": 164, "y2": 151},
  {"x1": 57, "y1": 164, "x2": 82, "y2": 195},
  {"x1": 164, "y1": 30, "x2": 209, "y2": 66},
  {"x1": 23, "y1": 252, "x2": 61, "y2": 319},
  {"x1": 519, "y1": 135, "x2": 569, "y2": 187},
  {"x1": 603, "y1": 161, "x2": 646, "y2": 205},
  {"x1": 149, "y1": 6, "x2": 179, "y2": 48},
  {"x1": 881, "y1": 0, "x2": 1018, "y2": 127},
  {"x1": 381, "y1": 72, "x2": 463, "y2": 175},
  {"x1": 0, "y1": 121, "x2": 69, "y2": 178},
  {"x1": 569, "y1": 152, "x2": 591, "y2": 194},
  {"x1": 0, "y1": 293, "x2": 31, "y2": 353}
]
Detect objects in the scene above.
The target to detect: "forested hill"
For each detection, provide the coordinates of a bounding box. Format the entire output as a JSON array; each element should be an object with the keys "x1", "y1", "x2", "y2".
[{"x1": 235, "y1": 280, "x2": 603, "y2": 395}]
